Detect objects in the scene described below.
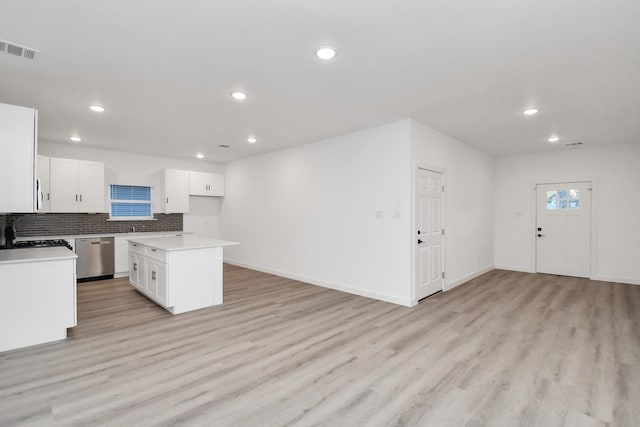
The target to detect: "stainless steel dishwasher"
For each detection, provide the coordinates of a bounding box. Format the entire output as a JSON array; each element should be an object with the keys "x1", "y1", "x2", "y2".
[{"x1": 75, "y1": 237, "x2": 115, "y2": 281}]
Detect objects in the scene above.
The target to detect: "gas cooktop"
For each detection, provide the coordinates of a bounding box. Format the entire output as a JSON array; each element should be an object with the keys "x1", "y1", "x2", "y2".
[{"x1": 6, "y1": 239, "x2": 73, "y2": 251}]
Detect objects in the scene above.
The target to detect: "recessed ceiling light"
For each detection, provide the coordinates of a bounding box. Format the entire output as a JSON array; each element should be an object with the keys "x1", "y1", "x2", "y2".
[
  {"x1": 89, "y1": 105, "x2": 105, "y2": 113},
  {"x1": 231, "y1": 91, "x2": 247, "y2": 101},
  {"x1": 548, "y1": 136, "x2": 560, "y2": 143},
  {"x1": 316, "y1": 46, "x2": 337, "y2": 60},
  {"x1": 196, "y1": 153, "x2": 204, "y2": 159},
  {"x1": 70, "y1": 136, "x2": 82, "y2": 142},
  {"x1": 523, "y1": 108, "x2": 539, "y2": 116},
  {"x1": 247, "y1": 137, "x2": 257, "y2": 143}
]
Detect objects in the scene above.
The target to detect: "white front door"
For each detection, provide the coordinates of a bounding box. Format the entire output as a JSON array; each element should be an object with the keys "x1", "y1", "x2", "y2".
[
  {"x1": 415, "y1": 168, "x2": 444, "y2": 300},
  {"x1": 536, "y1": 182, "x2": 592, "y2": 278}
]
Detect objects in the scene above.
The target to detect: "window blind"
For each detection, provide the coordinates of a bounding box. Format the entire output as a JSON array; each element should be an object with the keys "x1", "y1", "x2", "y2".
[{"x1": 110, "y1": 184, "x2": 152, "y2": 218}]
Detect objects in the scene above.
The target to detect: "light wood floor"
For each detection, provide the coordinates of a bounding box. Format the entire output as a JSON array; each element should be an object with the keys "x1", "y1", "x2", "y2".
[{"x1": 1, "y1": 267, "x2": 639, "y2": 426}]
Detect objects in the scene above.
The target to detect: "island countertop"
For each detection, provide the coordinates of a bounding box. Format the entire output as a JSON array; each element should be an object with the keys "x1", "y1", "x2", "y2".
[
  {"x1": 127, "y1": 235, "x2": 239, "y2": 251},
  {"x1": 0, "y1": 247, "x2": 78, "y2": 265}
]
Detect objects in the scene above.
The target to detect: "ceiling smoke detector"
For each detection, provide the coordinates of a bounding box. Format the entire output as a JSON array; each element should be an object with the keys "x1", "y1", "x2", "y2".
[{"x1": 0, "y1": 40, "x2": 39, "y2": 60}]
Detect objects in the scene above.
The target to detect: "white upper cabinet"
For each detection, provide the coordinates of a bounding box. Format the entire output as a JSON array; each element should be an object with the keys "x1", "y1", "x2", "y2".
[
  {"x1": 78, "y1": 160, "x2": 106, "y2": 212},
  {"x1": 160, "y1": 169, "x2": 189, "y2": 213},
  {"x1": 0, "y1": 103, "x2": 37, "y2": 213},
  {"x1": 189, "y1": 171, "x2": 225, "y2": 197},
  {"x1": 37, "y1": 155, "x2": 50, "y2": 212},
  {"x1": 50, "y1": 158, "x2": 105, "y2": 213}
]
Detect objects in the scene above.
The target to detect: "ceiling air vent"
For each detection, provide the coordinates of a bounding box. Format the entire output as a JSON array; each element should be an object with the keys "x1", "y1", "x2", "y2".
[
  {"x1": 23, "y1": 48, "x2": 37, "y2": 59},
  {"x1": 218, "y1": 144, "x2": 231, "y2": 148},
  {"x1": 0, "y1": 39, "x2": 39, "y2": 60},
  {"x1": 564, "y1": 142, "x2": 583, "y2": 147}
]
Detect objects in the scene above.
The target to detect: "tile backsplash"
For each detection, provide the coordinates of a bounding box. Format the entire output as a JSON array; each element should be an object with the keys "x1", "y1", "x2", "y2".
[{"x1": 1, "y1": 213, "x2": 183, "y2": 238}]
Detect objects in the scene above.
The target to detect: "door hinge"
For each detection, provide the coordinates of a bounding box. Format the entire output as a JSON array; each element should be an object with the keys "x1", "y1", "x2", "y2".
[
  {"x1": 442, "y1": 272, "x2": 445, "y2": 279},
  {"x1": 441, "y1": 228, "x2": 445, "y2": 235}
]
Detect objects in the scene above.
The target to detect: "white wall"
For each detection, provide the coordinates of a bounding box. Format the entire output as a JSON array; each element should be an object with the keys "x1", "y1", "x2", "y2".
[
  {"x1": 494, "y1": 142, "x2": 640, "y2": 285},
  {"x1": 220, "y1": 121, "x2": 413, "y2": 305},
  {"x1": 410, "y1": 120, "x2": 495, "y2": 293},
  {"x1": 38, "y1": 142, "x2": 224, "y2": 237}
]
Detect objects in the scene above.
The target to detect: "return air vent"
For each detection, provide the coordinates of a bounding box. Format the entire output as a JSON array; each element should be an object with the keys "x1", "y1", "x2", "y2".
[{"x1": 0, "y1": 39, "x2": 39, "y2": 60}]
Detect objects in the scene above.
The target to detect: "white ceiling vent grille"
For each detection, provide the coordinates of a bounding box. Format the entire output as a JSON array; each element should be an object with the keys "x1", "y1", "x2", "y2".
[{"x1": 0, "y1": 40, "x2": 39, "y2": 60}]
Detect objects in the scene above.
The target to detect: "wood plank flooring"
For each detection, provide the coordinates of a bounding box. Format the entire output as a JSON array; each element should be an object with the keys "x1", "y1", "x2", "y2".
[{"x1": 1, "y1": 267, "x2": 639, "y2": 426}]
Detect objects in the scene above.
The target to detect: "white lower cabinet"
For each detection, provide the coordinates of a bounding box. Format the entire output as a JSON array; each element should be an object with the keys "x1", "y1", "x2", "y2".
[
  {"x1": 129, "y1": 252, "x2": 143, "y2": 288},
  {"x1": 128, "y1": 236, "x2": 230, "y2": 315},
  {"x1": 114, "y1": 236, "x2": 129, "y2": 278},
  {"x1": 128, "y1": 243, "x2": 169, "y2": 307},
  {"x1": 145, "y1": 259, "x2": 167, "y2": 305},
  {"x1": 0, "y1": 251, "x2": 76, "y2": 352}
]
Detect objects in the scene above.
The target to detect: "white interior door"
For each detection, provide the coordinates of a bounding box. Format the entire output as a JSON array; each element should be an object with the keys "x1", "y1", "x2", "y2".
[
  {"x1": 536, "y1": 182, "x2": 591, "y2": 277},
  {"x1": 415, "y1": 168, "x2": 444, "y2": 300}
]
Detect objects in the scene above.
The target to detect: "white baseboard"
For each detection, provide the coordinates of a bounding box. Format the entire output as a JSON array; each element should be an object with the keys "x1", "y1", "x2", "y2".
[
  {"x1": 445, "y1": 265, "x2": 495, "y2": 291},
  {"x1": 494, "y1": 266, "x2": 640, "y2": 286},
  {"x1": 494, "y1": 265, "x2": 536, "y2": 274},
  {"x1": 114, "y1": 272, "x2": 129, "y2": 279},
  {"x1": 224, "y1": 259, "x2": 413, "y2": 307},
  {"x1": 591, "y1": 275, "x2": 640, "y2": 286}
]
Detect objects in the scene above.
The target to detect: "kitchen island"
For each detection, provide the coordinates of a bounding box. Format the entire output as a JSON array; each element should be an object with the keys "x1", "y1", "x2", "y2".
[
  {"x1": 0, "y1": 247, "x2": 77, "y2": 352},
  {"x1": 127, "y1": 235, "x2": 238, "y2": 314}
]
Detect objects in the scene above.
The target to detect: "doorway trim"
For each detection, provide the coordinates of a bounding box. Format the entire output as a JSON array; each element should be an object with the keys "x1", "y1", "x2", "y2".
[
  {"x1": 411, "y1": 162, "x2": 446, "y2": 306},
  {"x1": 530, "y1": 177, "x2": 599, "y2": 279}
]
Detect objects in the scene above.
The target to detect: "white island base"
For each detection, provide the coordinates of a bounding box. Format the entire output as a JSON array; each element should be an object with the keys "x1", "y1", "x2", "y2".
[{"x1": 128, "y1": 236, "x2": 237, "y2": 314}]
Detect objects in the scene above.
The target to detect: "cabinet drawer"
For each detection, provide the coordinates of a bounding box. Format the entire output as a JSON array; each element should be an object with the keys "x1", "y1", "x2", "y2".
[
  {"x1": 145, "y1": 247, "x2": 167, "y2": 262},
  {"x1": 129, "y1": 242, "x2": 144, "y2": 255}
]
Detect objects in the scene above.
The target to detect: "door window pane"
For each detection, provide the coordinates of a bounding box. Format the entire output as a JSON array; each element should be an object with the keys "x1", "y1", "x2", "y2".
[
  {"x1": 546, "y1": 191, "x2": 557, "y2": 210},
  {"x1": 546, "y1": 188, "x2": 580, "y2": 210}
]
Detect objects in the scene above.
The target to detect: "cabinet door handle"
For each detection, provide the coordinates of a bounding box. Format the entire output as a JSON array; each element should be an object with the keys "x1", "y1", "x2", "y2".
[
  {"x1": 133, "y1": 263, "x2": 137, "y2": 271},
  {"x1": 80, "y1": 194, "x2": 83, "y2": 202},
  {"x1": 75, "y1": 194, "x2": 78, "y2": 201},
  {"x1": 151, "y1": 249, "x2": 156, "y2": 252},
  {"x1": 152, "y1": 271, "x2": 157, "y2": 280},
  {"x1": 47, "y1": 193, "x2": 50, "y2": 201},
  {"x1": 166, "y1": 197, "x2": 169, "y2": 204}
]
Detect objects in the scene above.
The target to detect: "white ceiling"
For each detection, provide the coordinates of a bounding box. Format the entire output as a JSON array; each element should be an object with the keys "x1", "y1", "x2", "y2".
[{"x1": 1, "y1": 0, "x2": 639, "y2": 162}]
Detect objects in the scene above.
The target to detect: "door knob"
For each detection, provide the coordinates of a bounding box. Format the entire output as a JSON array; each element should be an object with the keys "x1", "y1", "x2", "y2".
[
  {"x1": 417, "y1": 230, "x2": 421, "y2": 235},
  {"x1": 537, "y1": 234, "x2": 545, "y2": 237},
  {"x1": 418, "y1": 239, "x2": 423, "y2": 244}
]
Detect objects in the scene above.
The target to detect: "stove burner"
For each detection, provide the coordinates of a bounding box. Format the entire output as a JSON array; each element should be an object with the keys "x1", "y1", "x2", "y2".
[{"x1": 12, "y1": 239, "x2": 73, "y2": 251}]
